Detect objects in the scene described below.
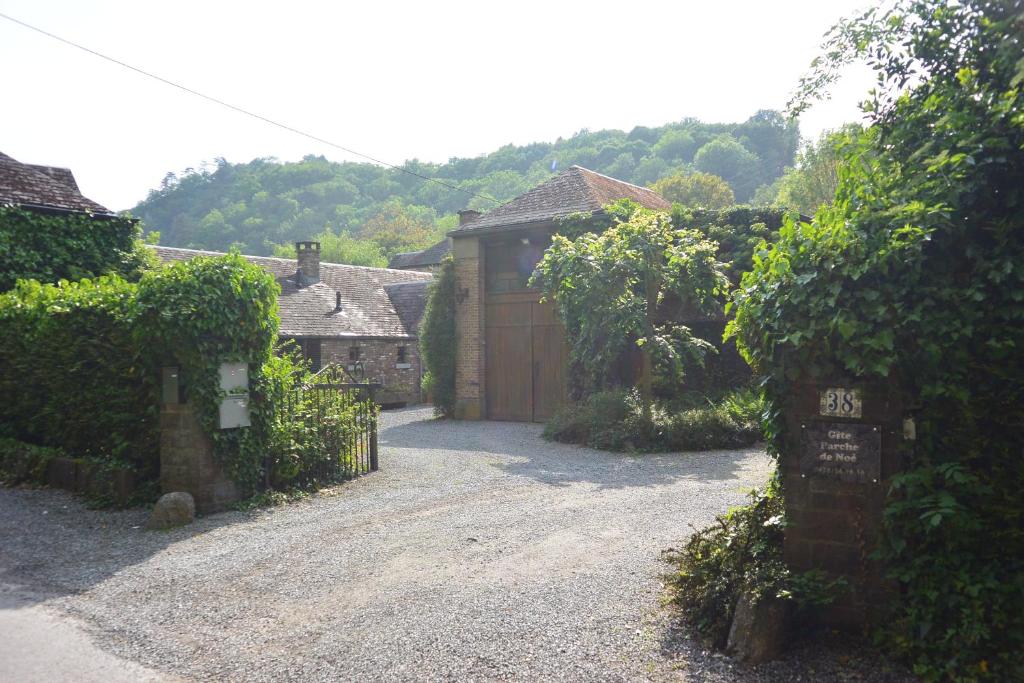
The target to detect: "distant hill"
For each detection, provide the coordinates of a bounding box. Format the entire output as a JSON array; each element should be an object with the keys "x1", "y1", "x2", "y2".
[{"x1": 132, "y1": 110, "x2": 799, "y2": 257}]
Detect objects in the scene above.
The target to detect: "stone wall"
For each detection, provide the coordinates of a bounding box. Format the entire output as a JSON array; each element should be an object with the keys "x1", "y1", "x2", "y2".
[
  {"x1": 159, "y1": 402, "x2": 239, "y2": 514},
  {"x1": 781, "y1": 379, "x2": 906, "y2": 628},
  {"x1": 452, "y1": 236, "x2": 485, "y2": 419},
  {"x1": 321, "y1": 337, "x2": 421, "y2": 406}
]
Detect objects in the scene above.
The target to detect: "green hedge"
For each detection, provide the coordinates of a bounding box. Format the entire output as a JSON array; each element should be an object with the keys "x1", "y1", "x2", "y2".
[
  {"x1": 0, "y1": 276, "x2": 157, "y2": 474},
  {"x1": 0, "y1": 253, "x2": 280, "y2": 490},
  {"x1": 0, "y1": 437, "x2": 63, "y2": 485},
  {"x1": 0, "y1": 205, "x2": 153, "y2": 291}
]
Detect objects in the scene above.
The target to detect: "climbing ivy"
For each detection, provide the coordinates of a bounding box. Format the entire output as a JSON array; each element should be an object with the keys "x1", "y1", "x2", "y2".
[
  {"x1": 729, "y1": 1, "x2": 1024, "y2": 679},
  {"x1": 0, "y1": 205, "x2": 153, "y2": 291},
  {"x1": 419, "y1": 256, "x2": 457, "y2": 416}
]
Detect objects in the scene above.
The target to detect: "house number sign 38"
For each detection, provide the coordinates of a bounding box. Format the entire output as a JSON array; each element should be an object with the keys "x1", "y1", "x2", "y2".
[{"x1": 819, "y1": 387, "x2": 862, "y2": 418}]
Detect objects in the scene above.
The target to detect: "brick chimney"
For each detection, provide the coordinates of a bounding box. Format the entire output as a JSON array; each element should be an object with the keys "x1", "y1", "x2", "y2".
[
  {"x1": 458, "y1": 209, "x2": 482, "y2": 227},
  {"x1": 296, "y1": 241, "x2": 320, "y2": 285}
]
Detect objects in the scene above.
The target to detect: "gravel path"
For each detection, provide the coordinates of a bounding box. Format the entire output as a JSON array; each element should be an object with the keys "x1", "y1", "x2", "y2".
[{"x1": 0, "y1": 408, "x2": 912, "y2": 681}]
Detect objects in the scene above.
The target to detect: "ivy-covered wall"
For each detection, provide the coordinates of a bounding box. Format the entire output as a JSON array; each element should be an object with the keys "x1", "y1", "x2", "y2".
[{"x1": 0, "y1": 205, "x2": 153, "y2": 291}]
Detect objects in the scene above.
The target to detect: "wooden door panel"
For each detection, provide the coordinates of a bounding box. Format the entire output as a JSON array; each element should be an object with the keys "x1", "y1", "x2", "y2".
[
  {"x1": 531, "y1": 302, "x2": 568, "y2": 422},
  {"x1": 486, "y1": 302, "x2": 533, "y2": 421}
]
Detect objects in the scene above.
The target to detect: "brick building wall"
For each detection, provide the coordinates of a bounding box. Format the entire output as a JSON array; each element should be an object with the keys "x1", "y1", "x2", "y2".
[
  {"x1": 321, "y1": 338, "x2": 421, "y2": 406},
  {"x1": 452, "y1": 235, "x2": 485, "y2": 419},
  {"x1": 159, "y1": 402, "x2": 240, "y2": 514}
]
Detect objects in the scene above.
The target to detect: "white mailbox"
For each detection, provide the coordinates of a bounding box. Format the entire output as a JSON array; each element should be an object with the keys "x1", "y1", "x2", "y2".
[{"x1": 218, "y1": 362, "x2": 251, "y2": 429}]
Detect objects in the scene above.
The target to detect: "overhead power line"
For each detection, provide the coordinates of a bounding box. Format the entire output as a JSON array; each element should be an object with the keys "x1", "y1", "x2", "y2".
[{"x1": 0, "y1": 11, "x2": 500, "y2": 205}]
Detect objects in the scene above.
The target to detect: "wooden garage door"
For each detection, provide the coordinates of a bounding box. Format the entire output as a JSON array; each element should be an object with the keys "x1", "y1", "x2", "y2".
[{"x1": 485, "y1": 295, "x2": 568, "y2": 422}]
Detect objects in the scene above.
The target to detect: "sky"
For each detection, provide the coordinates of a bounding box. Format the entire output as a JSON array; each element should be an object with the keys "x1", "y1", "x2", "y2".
[{"x1": 0, "y1": 1, "x2": 877, "y2": 211}]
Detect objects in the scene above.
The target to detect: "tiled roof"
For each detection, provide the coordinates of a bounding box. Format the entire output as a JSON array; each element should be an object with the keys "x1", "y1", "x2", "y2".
[
  {"x1": 453, "y1": 165, "x2": 670, "y2": 234},
  {"x1": 388, "y1": 238, "x2": 451, "y2": 269},
  {"x1": 0, "y1": 152, "x2": 112, "y2": 214},
  {"x1": 151, "y1": 246, "x2": 432, "y2": 339},
  {"x1": 384, "y1": 280, "x2": 430, "y2": 335}
]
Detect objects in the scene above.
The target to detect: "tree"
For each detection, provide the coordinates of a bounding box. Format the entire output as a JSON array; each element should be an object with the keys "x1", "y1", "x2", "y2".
[
  {"x1": 533, "y1": 205, "x2": 728, "y2": 419},
  {"x1": 271, "y1": 230, "x2": 386, "y2": 268},
  {"x1": 652, "y1": 171, "x2": 735, "y2": 209},
  {"x1": 356, "y1": 200, "x2": 442, "y2": 257},
  {"x1": 758, "y1": 126, "x2": 858, "y2": 214},
  {"x1": 693, "y1": 136, "x2": 762, "y2": 201}
]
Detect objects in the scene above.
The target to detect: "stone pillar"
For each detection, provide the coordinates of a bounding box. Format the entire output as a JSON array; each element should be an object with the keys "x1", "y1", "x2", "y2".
[
  {"x1": 781, "y1": 379, "x2": 906, "y2": 628},
  {"x1": 452, "y1": 235, "x2": 486, "y2": 419},
  {"x1": 159, "y1": 402, "x2": 240, "y2": 514}
]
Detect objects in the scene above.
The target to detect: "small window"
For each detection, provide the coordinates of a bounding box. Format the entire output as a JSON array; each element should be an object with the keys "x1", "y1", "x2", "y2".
[
  {"x1": 349, "y1": 346, "x2": 360, "y2": 361},
  {"x1": 397, "y1": 346, "x2": 407, "y2": 363}
]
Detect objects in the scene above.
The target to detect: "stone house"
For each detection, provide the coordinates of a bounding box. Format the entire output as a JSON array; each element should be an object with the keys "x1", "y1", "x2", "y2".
[
  {"x1": 388, "y1": 237, "x2": 452, "y2": 273},
  {"x1": 449, "y1": 166, "x2": 671, "y2": 421},
  {"x1": 153, "y1": 242, "x2": 432, "y2": 406}
]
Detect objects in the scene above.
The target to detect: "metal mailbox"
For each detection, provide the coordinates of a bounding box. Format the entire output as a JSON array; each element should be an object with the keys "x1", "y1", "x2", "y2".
[{"x1": 218, "y1": 362, "x2": 251, "y2": 429}]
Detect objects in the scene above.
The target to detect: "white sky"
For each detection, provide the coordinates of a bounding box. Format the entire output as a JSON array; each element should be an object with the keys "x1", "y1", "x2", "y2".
[{"x1": 0, "y1": 0, "x2": 877, "y2": 211}]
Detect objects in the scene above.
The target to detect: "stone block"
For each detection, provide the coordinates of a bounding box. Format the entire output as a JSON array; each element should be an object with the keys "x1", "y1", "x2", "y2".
[
  {"x1": 146, "y1": 491, "x2": 195, "y2": 530},
  {"x1": 727, "y1": 592, "x2": 792, "y2": 664}
]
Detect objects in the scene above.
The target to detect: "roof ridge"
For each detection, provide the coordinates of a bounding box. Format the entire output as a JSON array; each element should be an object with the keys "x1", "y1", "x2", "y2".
[
  {"x1": 150, "y1": 245, "x2": 432, "y2": 278},
  {"x1": 568, "y1": 165, "x2": 664, "y2": 197}
]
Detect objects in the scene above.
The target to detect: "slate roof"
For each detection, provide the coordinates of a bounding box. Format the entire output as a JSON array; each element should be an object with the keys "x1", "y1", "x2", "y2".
[
  {"x1": 388, "y1": 238, "x2": 451, "y2": 269},
  {"x1": 0, "y1": 152, "x2": 112, "y2": 214},
  {"x1": 384, "y1": 280, "x2": 431, "y2": 335},
  {"x1": 151, "y1": 246, "x2": 432, "y2": 339},
  {"x1": 453, "y1": 165, "x2": 670, "y2": 235}
]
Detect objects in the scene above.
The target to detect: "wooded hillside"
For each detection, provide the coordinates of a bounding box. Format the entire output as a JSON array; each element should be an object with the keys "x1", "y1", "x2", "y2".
[{"x1": 132, "y1": 110, "x2": 799, "y2": 257}]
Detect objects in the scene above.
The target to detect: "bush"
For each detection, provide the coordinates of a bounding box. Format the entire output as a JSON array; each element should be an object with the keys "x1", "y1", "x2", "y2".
[
  {"x1": 419, "y1": 256, "x2": 456, "y2": 416},
  {"x1": 0, "y1": 437, "x2": 63, "y2": 485},
  {"x1": 544, "y1": 388, "x2": 761, "y2": 452},
  {"x1": 665, "y1": 481, "x2": 844, "y2": 647},
  {"x1": 0, "y1": 276, "x2": 158, "y2": 474}
]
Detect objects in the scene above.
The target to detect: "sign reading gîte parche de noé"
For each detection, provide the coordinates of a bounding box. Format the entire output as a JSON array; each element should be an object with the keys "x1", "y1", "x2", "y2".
[
  {"x1": 799, "y1": 422, "x2": 881, "y2": 483},
  {"x1": 819, "y1": 387, "x2": 862, "y2": 418}
]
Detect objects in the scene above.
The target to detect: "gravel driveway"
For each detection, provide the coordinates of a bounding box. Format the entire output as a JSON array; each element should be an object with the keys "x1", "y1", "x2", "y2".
[{"x1": 0, "y1": 408, "x2": 910, "y2": 681}]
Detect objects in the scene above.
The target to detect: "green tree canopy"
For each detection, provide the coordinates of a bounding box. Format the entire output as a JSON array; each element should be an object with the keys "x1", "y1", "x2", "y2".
[
  {"x1": 133, "y1": 114, "x2": 801, "y2": 256},
  {"x1": 652, "y1": 171, "x2": 735, "y2": 209},
  {"x1": 271, "y1": 231, "x2": 386, "y2": 267},
  {"x1": 533, "y1": 205, "x2": 728, "y2": 418},
  {"x1": 693, "y1": 136, "x2": 762, "y2": 201}
]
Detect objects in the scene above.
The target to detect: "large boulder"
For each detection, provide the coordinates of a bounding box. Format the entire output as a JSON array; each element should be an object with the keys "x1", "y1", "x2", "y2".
[
  {"x1": 726, "y1": 591, "x2": 792, "y2": 664},
  {"x1": 146, "y1": 491, "x2": 195, "y2": 530}
]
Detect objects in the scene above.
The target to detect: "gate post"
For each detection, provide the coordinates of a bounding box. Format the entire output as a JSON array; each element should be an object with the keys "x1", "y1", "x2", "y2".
[{"x1": 780, "y1": 377, "x2": 907, "y2": 628}]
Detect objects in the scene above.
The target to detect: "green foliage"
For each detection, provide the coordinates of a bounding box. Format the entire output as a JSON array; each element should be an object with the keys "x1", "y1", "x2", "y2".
[
  {"x1": 261, "y1": 349, "x2": 378, "y2": 488},
  {"x1": 272, "y1": 230, "x2": 386, "y2": 267},
  {"x1": 0, "y1": 276, "x2": 158, "y2": 473},
  {"x1": 138, "y1": 253, "x2": 280, "y2": 490},
  {"x1": 0, "y1": 205, "x2": 153, "y2": 291},
  {"x1": 670, "y1": 205, "x2": 794, "y2": 280},
  {"x1": 133, "y1": 114, "x2": 801, "y2": 255},
  {"x1": 543, "y1": 388, "x2": 761, "y2": 453},
  {"x1": 665, "y1": 482, "x2": 846, "y2": 647},
  {"x1": 730, "y1": 1, "x2": 1024, "y2": 679},
  {"x1": 693, "y1": 136, "x2": 763, "y2": 202},
  {"x1": 419, "y1": 257, "x2": 457, "y2": 416},
  {"x1": 533, "y1": 205, "x2": 728, "y2": 416},
  {"x1": 753, "y1": 126, "x2": 860, "y2": 215},
  {"x1": 0, "y1": 437, "x2": 64, "y2": 485},
  {"x1": 651, "y1": 171, "x2": 735, "y2": 209}
]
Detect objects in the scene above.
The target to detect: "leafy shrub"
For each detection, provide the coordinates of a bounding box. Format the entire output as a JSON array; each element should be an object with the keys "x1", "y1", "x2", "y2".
[
  {"x1": 664, "y1": 481, "x2": 845, "y2": 648},
  {"x1": 544, "y1": 388, "x2": 761, "y2": 453},
  {"x1": 0, "y1": 205, "x2": 154, "y2": 291},
  {"x1": 0, "y1": 437, "x2": 63, "y2": 485},
  {"x1": 419, "y1": 256, "x2": 456, "y2": 416}
]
